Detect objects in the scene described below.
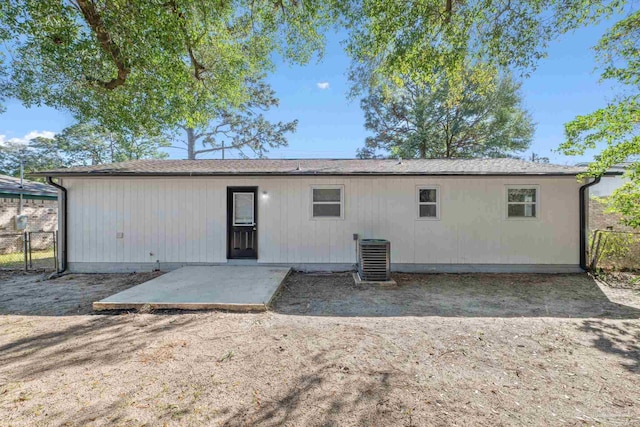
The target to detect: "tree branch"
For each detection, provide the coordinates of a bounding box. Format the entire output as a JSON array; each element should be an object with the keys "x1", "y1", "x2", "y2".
[
  {"x1": 444, "y1": 0, "x2": 453, "y2": 23},
  {"x1": 194, "y1": 138, "x2": 260, "y2": 156},
  {"x1": 74, "y1": 0, "x2": 130, "y2": 89},
  {"x1": 193, "y1": 147, "x2": 222, "y2": 155},
  {"x1": 167, "y1": 0, "x2": 206, "y2": 80}
]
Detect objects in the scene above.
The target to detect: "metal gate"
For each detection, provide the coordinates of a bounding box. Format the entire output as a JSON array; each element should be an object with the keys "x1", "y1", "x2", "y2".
[{"x1": 0, "y1": 231, "x2": 58, "y2": 271}]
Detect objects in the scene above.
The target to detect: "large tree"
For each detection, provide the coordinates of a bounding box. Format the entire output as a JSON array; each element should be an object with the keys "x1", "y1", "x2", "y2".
[
  {"x1": 0, "y1": 138, "x2": 66, "y2": 178},
  {"x1": 173, "y1": 80, "x2": 297, "y2": 159},
  {"x1": 343, "y1": 0, "x2": 622, "y2": 96},
  {"x1": 357, "y1": 68, "x2": 534, "y2": 159},
  {"x1": 1, "y1": 1, "x2": 624, "y2": 133},
  {"x1": 55, "y1": 122, "x2": 170, "y2": 165},
  {"x1": 0, "y1": 1, "x2": 333, "y2": 134},
  {"x1": 559, "y1": 10, "x2": 640, "y2": 228},
  {"x1": 0, "y1": 123, "x2": 169, "y2": 178},
  {"x1": 2, "y1": 1, "x2": 621, "y2": 128}
]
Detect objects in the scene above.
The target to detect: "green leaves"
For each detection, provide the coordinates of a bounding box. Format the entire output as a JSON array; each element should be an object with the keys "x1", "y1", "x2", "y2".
[
  {"x1": 357, "y1": 67, "x2": 534, "y2": 159},
  {"x1": 561, "y1": 97, "x2": 640, "y2": 165},
  {"x1": 0, "y1": 123, "x2": 169, "y2": 179},
  {"x1": 1, "y1": 0, "x2": 625, "y2": 141},
  {"x1": 607, "y1": 176, "x2": 640, "y2": 229},
  {"x1": 0, "y1": 138, "x2": 66, "y2": 179},
  {"x1": 1, "y1": 0, "x2": 333, "y2": 134},
  {"x1": 596, "y1": 10, "x2": 640, "y2": 86},
  {"x1": 559, "y1": 10, "x2": 640, "y2": 228},
  {"x1": 343, "y1": 0, "x2": 623, "y2": 97},
  {"x1": 55, "y1": 122, "x2": 170, "y2": 165}
]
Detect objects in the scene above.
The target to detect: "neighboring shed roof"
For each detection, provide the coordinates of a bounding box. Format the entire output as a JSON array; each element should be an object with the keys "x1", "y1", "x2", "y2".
[
  {"x1": 33, "y1": 158, "x2": 598, "y2": 177},
  {"x1": 575, "y1": 162, "x2": 633, "y2": 172},
  {"x1": 0, "y1": 174, "x2": 58, "y2": 199}
]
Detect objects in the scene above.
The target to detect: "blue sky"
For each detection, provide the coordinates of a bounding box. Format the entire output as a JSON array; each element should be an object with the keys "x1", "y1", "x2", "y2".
[{"x1": 0, "y1": 16, "x2": 624, "y2": 164}]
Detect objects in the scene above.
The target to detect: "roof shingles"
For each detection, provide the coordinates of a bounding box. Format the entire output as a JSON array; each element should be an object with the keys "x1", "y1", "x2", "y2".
[
  {"x1": 32, "y1": 158, "x2": 588, "y2": 177},
  {"x1": 0, "y1": 174, "x2": 58, "y2": 197}
]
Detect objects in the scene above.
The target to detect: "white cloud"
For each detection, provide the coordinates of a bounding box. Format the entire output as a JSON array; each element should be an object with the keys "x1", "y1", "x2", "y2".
[
  {"x1": 23, "y1": 130, "x2": 56, "y2": 141},
  {"x1": 316, "y1": 82, "x2": 330, "y2": 90},
  {"x1": 0, "y1": 130, "x2": 56, "y2": 146}
]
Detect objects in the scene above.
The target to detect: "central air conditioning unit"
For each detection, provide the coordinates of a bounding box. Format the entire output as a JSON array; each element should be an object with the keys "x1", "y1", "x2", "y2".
[{"x1": 357, "y1": 239, "x2": 391, "y2": 281}]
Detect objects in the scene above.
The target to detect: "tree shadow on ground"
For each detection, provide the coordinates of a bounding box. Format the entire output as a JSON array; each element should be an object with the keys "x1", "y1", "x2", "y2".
[
  {"x1": 1, "y1": 310, "x2": 239, "y2": 426},
  {"x1": 220, "y1": 357, "x2": 412, "y2": 427},
  {"x1": 0, "y1": 271, "x2": 162, "y2": 316},
  {"x1": 579, "y1": 320, "x2": 640, "y2": 374},
  {"x1": 0, "y1": 314, "x2": 195, "y2": 382},
  {"x1": 272, "y1": 272, "x2": 640, "y2": 319}
]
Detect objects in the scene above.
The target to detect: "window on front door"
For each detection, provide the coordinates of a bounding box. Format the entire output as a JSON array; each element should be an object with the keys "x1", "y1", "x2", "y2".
[{"x1": 233, "y1": 192, "x2": 255, "y2": 225}]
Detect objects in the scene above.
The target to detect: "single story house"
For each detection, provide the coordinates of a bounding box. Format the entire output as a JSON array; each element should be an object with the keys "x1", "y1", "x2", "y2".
[{"x1": 33, "y1": 158, "x2": 614, "y2": 274}]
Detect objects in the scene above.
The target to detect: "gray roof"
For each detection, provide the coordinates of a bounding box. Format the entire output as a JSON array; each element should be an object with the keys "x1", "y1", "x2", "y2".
[
  {"x1": 32, "y1": 158, "x2": 595, "y2": 177},
  {"x1": 0, "y1": 174, "x2": 58, "y2": 198}
]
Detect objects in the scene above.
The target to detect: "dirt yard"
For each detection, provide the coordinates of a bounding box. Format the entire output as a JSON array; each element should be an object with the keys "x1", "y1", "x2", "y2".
[
  {"x1": 1, "y1": 271, "x2": 640, "y2": 426},
  {"x1": 0, "y1": 271, "x2": 163, "y2": 316}
]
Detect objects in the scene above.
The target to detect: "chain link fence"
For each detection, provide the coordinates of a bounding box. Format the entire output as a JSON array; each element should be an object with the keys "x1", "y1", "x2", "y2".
[
  {"x1": 0, "y1": 231, "x2": 57, "y2": 271},
  {"x1": 0, "y1": 233, "x2": 27, "y2": 269},
  {"x1": 27, "y1": 231, "x2": 58, "y2": 271},
  {"x1": 589, "y1": 230, "x2": 640, "y2": 271}
]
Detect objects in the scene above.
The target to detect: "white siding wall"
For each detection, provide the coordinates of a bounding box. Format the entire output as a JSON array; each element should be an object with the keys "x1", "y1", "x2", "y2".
[{"x1": 64, "y1": 176, "x2": 582, "y2": 266}]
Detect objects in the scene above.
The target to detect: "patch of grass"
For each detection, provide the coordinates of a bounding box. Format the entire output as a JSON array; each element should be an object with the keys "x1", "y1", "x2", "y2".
[
  {"x1": 218, "y1": 351, "x2": 234, "y2": 363},
  {"x1": 597, "y1": 270, "x2": 640, "y2": 289},
  {"x1": 27, "y1": 404, "x2": 45, "y2": 417},
  {"x1": 0, "y1": 249, "x2": 54, "y2": 269},
  {"x1": 0, "y1": 251, "x2": 27, "y2": 268},
  {"x1": 162, "y1": 403, "x2": 189, "y2": 420}
]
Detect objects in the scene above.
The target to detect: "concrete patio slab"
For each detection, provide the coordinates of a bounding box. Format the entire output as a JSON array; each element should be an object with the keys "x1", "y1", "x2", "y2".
[{"x1": 93, "y1": 266, "x2": 291, "y2": 312}]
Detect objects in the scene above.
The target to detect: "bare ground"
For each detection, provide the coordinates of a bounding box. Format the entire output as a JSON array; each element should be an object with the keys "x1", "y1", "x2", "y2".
[
  {"x1": 1, "y1": 271, "x2": 640, "y2": 426},
  {"x1": 0, "y1": 271, "x2": 163, "y2": 316}
]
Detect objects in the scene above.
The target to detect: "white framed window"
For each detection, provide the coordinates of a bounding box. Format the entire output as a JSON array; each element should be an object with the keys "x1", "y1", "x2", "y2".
[
  {"x1": 506, "y1": 185, "x2": 539, "y2": 219},
  {"x1": 310, "y1": 185, "x2": 344, "y2": 219},
  {"x1": 417, "y1": 186, "x2": 440, "y2": 219}
]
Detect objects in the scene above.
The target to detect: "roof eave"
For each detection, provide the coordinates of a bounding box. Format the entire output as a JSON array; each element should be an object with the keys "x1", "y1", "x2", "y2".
[
  {"x1": 31, "y1": 171, "x2": 599, "y2": 177},
  {"x1": 0, "y1": 190, "x2": 58, "y2": 199}
]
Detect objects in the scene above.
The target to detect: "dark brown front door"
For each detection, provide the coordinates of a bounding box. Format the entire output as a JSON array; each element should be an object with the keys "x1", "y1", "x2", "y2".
[{"x1": 227, "y1": 187, "x2": 258, "y2": 259}]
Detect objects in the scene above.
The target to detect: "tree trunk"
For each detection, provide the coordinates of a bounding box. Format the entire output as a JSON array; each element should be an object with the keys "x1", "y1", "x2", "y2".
[
  {"x1": 186, "y1": 127, "x2": 196, "y2": 160},
  {"x1": 445, "y1": 129, "x2": 451, "y2": 158},
  {"x1": 109, "y1": 133, "x2": 115, "y2": 163},
  {"x1": 442, "y1": 121, "x2": 452, "y2": 158},
  {"x1": 419, "y1": 142, "x2": 426, "y2": 159}
]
